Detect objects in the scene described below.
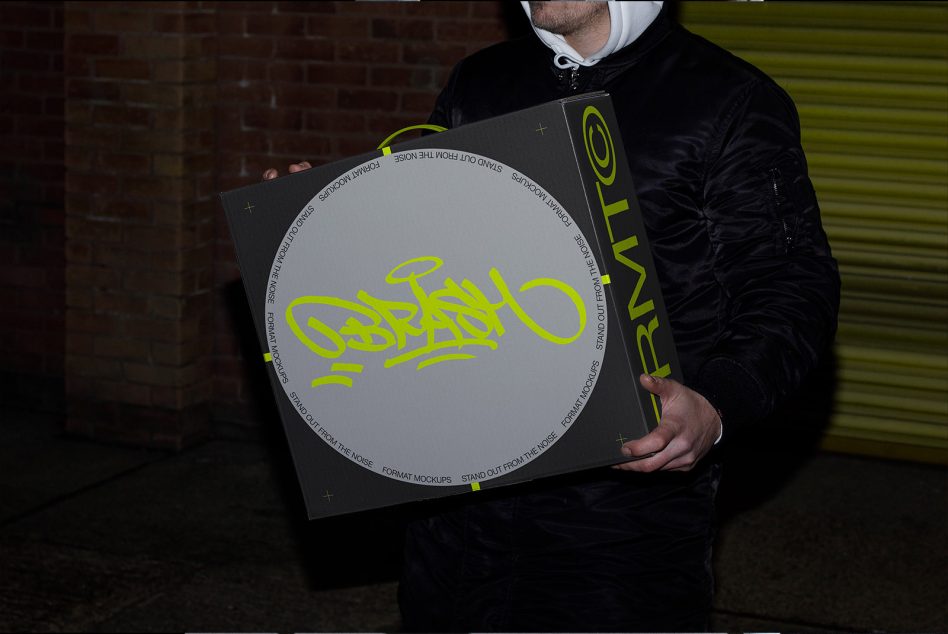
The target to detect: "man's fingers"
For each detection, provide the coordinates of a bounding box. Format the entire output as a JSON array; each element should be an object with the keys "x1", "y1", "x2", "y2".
[
  {"x1": 617, "y1": 434, "x2": 691, "y2": 472},
  {"x1": 263, "y1": 161, "x2": 312, "y2": 181},
  {"x1": 288, "y1": 160, "x2": 312, "y2": 173},
  {"x1": 621, "y1": 424, "x2": 674, "y2": 459},
  {"x1": 639, "y1": 373, "x2": 676, "y2": 398}
]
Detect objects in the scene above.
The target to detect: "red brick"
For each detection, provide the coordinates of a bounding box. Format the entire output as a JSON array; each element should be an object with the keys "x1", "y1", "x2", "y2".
[
  {"x1": 66, "y1": 78, "x2": 121, "y2": 101},
  {"x1": 218, "y1": 59, "x2": 267, "y2": 82},
  {"x1": 64, "y1": 8, "x2": 92, "y2": 32},
  {"x1": 274, "y1": 37, "x2": 333, "y2": 61},
  {"x1": 127, "y1": 175, "x2": 186, "y2": 201},
  {"x1": 66, "y1": 33, "x2": 120, "y2": 56},
  {"x1": 268, "y1": 61, "x2": 305, "y2": 83},
  {"x1": 154, "y1": 12, "x2": 216, "y2": 34},
  {"x1": 94, "y1": 58, "x2": 152, "y2": 81},
  {"x1": 307, "y1": 62, "x2": 366, "y2": 86},
  {"x1": 64, "y1": 54, "x2": 91, "y2": 77},
  {"x1": 334, "y1": 136, "x2": 376, "y2": 157},
  {"x1": 96, "y1": 198, "x2": 153, "y2": 222},
  {"x1": 246, "y1": 13, "x2": 306, "y2": 36},
  {"x1": 0, "y1": 30, "x2": 24, "y2": 48},
  {"x1": 122, "y1": 35, "x2": 184, "y2": 60},
  {"x1": 92, "y1": 10, "x2": 154, "y2": 33},
  {"x1": 370, "y1": 66, "x2": 434, "y2": 89},
  {"x1": 65, "y1": 354, "x2": 122, "y2": 379},
  {"x1": 2, "y1": 93, "x2": 44, "y2": 116},
  {"x1": 214, "y1": 1, "x2": 268, "y2": 11},
  {"x1": 338, "y1": 88, "x2": 397, "y2": 111},
  {"x1": 151, "y1": 340, "x2": 200, "y2": 366},
  {"x1": 471, "y1": 1, "x2": 508, "y2": 19},
  {"x1": 66, "y1": 332, "x2": 94, "y2": 355},
  {"x1": 93, "y1": 290, "x2": 149, "y2": 316},
  {"x1": 371, "y1": 18, "x2": 433, "y2": 40},
  {"x1": 437, "y1": 19, "x2": 508, "y2": 43},
  {"x1": 9, "y1": 287, "x2": 63, "y2": 311},
  {"x1": 218, "y1": 83, "x2": 275, "y2": 106},
  {"x1": 65, "y1": 217, "x2": 123, "y2": 243},
  {"x1": 335, "y1": 40, "x2": 400, "y2": 63},
  {"x1": 217, "y1": 35, "x2": 274, "y2": 58},
  {"x1": 276, "y1": 1, "x2": 337, "y2": 13},
  {"x1": 152, "y1": 107, "x2": 187, "y2": 131},
  {"x1": 403, "y1": 2, "x2": 471, "y2": 17},
  {"x1": 96, "y1": 153, "x2": 152, "y2": 176},
  {"x1": 242, "y1": 106, "x2": 303, "y2": 130},
  {"x1": 273, "y1": 83, "x2": 334, "y2": 109},
  {"x1": 93, "y1": 104, "x2": 152, "y2": 127},
  {"x1": 66, "y1": 172, "x2": 120, "y2": 196},
  {"x1": 122, "y1": 270, "x2": 185, "y2": 297},
  {"x1": 0, "y1": 5, "x2": 53, "y2": 28},
  {"x1": 2, "y1": 49, "x2": 50, "y2": 72},
  {"x1": 269, "y1": 131, "x2": 332, "y2": 157},
  {"x1": 15, "y1": 116, "x2": 63, "y2": 138},
  {"x1": 151, "y1": 154, "x2": 184, "y2": 177},
  {"x1": 0, "y1": 265, "x2": 45, "y2": 288},
  {"x1": 403, "y1": 42, "x2": 467, "y2": 66},
  {"x1": 124, "y1": 223, "x2": 186, "y2": 250},
  {"x1": 147, "y1": 295, "x2": 185, "y2": 319},
  {"x1": 401, "y1": 91, "x2": 437, "y2": 114},
  {"x1": 94, "y1": 379, "x2": 153, "y2": 407},
  {"x1": 67, "y1": 309, "x2": 121, "y2": 335},
  {"x1": 125, "y1": 362, "x2": 193, "y2": 387},
  {"x1": 217, "y1": 130, "x2": 271, "y2": 157},
  {"x1": 123, "y1": 83, "x2": 185, "y2": 107},
  {"x1": 306, "y1": 15, "x2": 368, "y2": 38},
  {"x1": 91, "y1": 246, "x2": 132, "y2": 268},
  {"x1": 65, "y1": 264, "x2": 121, "y2": 289},
  {"x1": 65, "y1": 241, "x2": 92, "y2": 265},
  {"x1": 17, "y1": 74, "x2": 65, "y2": 95},
  {"x1": 26, "y1": 31, "x2": 64, "y2": 51},
  {"x1": 94, "y1": 335, "x2": 150, "y2": 360},
  {"x1": 19, "y1": 162, "x2": 64, "y2": 185},
  {"x1": 336, "y1": 2, "x2": 404, "y2": 16}
]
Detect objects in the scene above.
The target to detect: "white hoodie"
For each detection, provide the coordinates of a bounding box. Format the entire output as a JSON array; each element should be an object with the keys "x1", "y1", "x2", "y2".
[{"x1": 521, "y1": 1, "x2": 664, "y2": 69}]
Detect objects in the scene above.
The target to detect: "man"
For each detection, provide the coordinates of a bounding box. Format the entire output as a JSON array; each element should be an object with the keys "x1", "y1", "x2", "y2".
[{"x1": 267, "y1": 2, "x2": 839, "y2": 631}]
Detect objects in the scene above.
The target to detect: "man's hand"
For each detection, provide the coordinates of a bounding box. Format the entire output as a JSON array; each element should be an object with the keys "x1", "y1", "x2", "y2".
[
  {"x1": 615, "y1": 374, "x2": 722, "y2": 473},
  {"x1": 262, "y1": 161, "x2": 312, "y2": 180}
]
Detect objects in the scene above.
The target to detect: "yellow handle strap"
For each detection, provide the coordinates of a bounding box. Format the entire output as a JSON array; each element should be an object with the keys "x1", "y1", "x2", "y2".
[{"x1": 376, "y1": 124, "x2": 448, "y2": 150}]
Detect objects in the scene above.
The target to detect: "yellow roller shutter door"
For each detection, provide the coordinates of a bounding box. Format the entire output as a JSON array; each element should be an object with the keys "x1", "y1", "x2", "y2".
[{"x1": 678, "y1": 2, "x2": 948, "y2": 463}]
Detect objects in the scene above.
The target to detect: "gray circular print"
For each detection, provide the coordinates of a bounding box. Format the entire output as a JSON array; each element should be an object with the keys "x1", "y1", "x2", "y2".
[{"x1": 267, "y1": 149, "x2": 606, "y2": 486}]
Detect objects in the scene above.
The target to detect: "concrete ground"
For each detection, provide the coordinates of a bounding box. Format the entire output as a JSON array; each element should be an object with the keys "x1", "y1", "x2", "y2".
[{"x1": 1, "y1": 407, "x2": 945, "y2": 633}]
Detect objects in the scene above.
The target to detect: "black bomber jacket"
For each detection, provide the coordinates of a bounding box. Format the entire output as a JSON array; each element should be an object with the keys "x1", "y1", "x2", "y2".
[{"x1": 427, "y1": 9, "x2": 841, "y2": 443}]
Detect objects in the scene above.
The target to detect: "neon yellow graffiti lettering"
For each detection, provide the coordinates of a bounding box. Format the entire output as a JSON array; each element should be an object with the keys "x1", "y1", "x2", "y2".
[{"x1": 284, "y1": 256, "x2": 586, "y2": 388}]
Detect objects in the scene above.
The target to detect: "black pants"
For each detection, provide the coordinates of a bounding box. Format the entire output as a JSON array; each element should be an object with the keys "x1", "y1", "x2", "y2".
[{"x1": 399, "y1": 463, "x2": 720, "y2": 633}]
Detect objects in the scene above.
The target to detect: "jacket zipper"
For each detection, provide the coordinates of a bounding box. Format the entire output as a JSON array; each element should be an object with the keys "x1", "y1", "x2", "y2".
[
  {"x1": 770, "y1": 167, "x2": 794, "y2": 253},
  {"x1": 557, "y1": 68, "x2": 581, "y2": 92}
]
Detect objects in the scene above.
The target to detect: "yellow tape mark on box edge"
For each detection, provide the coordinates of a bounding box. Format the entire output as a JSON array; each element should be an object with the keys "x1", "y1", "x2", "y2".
[
  {"x1": 471, "y1": 482, "x2": 481, "y2": 491},
  {"x1": 263, "y1": 353, "x2": 272, "y2": 362},
  {"x1": 601, "y1": 274, "x2": 611, "y2": 285}
]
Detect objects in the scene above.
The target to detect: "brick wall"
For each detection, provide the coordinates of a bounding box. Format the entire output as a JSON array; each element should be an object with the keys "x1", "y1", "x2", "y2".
[
  {"x1": 63, "y1": 2, "x2": 217, "y2": 447},
  {"x1": 0, "y1": 2, "x2": 66, "y2": 413},
  {"x1": 4, "y1": 1, "x2": 525, "y2": 445}
]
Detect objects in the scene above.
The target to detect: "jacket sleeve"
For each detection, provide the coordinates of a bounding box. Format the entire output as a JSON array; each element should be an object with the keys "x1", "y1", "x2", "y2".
[
  {"x1": 691, "y1": 79, "x2": 840, "y2": 442},
  {"x1": 427, "y1": 61, "x2": 463, "y2": 130}
]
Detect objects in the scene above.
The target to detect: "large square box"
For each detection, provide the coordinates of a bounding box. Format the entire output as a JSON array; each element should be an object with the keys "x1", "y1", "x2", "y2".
[{"x1": 221, "y1": 92, "x2": 680, "y2": 519}]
